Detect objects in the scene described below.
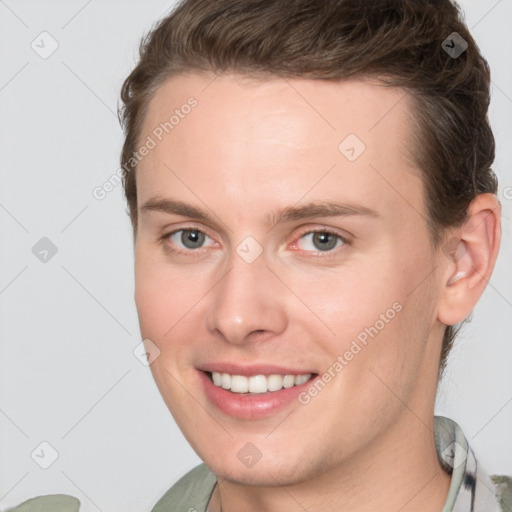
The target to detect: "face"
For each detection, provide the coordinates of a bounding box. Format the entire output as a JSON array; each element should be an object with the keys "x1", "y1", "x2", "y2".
[{"x1": 134, "y1": 72, "x2": 446, "y2": 485}]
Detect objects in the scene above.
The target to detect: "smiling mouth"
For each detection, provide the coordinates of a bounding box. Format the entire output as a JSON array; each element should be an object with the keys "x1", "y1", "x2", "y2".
[{"x1": 205, "y1": 371, "x2": 316, "y2": 394}]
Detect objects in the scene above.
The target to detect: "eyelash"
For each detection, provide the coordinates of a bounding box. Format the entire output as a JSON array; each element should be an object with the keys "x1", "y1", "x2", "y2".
[{"x1": 159, "y1": 227, "x2": 351, "y2": 258}]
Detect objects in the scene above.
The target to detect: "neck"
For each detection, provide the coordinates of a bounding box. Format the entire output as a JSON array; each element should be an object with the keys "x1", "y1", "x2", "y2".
[{"x1": 207, "y1": 412, "x2": 451, "y2": 512}]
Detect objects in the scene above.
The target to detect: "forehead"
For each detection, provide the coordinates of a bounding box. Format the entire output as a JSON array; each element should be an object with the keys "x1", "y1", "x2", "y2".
[
  {"x1": 141, "y1": 71, "x2": 414, "y2": 150},
  {"x1": 136, "y1": 72, "x2": 422, "y2": 223}
]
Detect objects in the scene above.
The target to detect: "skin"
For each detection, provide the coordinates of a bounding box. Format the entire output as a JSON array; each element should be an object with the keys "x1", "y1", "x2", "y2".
[{"x1": 133, "y1": 72, "x2": 500, "y2": 512}]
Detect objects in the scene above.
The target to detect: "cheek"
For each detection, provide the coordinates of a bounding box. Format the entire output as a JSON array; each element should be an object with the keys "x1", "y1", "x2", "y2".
[
  {"x1": 134, "y1": 250, "x2": 223, "y2": 373},
  {"x1": 295, "y1": 251, "x2": 434, "y2": 381},
  {"x1": 285, "y1": 262, "x2": 405, "y2": 342},
  {"x1": 134, "y1": 256, "x2": 165, "y2": 336},
  {"x1": 134, "y1": 252, "x2": 195, "y2": 340}
]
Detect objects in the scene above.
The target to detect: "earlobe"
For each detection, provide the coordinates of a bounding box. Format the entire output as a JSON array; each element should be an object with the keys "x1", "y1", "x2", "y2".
[{"x1": 438, "y1": 193, "x2": 501, "y2": 326}]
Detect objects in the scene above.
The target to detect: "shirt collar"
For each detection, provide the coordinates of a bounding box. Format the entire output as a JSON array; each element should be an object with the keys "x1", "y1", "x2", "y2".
[{"x1": 434, "y1": 415, "x2": 501, "y2": 511}]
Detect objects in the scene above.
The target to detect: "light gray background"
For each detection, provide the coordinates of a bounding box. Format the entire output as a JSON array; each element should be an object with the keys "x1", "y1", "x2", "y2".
[{"x1": 0, "y1": 1, "x2": 511, "y2": 511}]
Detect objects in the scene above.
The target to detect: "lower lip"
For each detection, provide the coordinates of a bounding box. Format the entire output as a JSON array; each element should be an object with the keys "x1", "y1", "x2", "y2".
[{"x1": 198, "y1": 370, "x2": 317, "y2": 420}]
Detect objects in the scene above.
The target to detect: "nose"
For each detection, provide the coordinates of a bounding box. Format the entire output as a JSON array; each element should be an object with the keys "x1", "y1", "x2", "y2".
[{"x1": 206, "y1": 249, "x2": 288, "y2": 346}]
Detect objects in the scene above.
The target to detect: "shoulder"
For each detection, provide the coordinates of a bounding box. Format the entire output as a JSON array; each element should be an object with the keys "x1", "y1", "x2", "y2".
[
  {"x1": 151, "y1": 463, "x2": 217, "y2": 512},
  {"x1": 2, "y1": 494, "x2": 80, "y2": 512},
  {"x1": 490, "y1": 474, "x2": 512, "y2": 512}
]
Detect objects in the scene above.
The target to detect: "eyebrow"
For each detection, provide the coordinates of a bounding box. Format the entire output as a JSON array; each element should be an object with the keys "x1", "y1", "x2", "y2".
[{"x1": 139, "y1": 197, "x2": 379, "y2": 227}]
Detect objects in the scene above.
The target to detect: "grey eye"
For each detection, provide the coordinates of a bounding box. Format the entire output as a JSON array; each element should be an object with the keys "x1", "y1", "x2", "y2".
[
  {"x1": 298, "y1": 231, "x2": 344, "y2": 252},
  {"x1": 180, "y1": 229, "x2": 206, "y2": 249}
]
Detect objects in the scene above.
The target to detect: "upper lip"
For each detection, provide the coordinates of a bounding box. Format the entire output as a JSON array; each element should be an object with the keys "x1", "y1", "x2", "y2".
[{"x1": 199, "y1": 362, "x2": 316, "y2": 377}]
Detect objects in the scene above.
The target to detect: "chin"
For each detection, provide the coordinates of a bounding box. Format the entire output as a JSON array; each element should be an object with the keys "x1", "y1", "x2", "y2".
[{"x1": 201, "y1": 449, "x2": 314, "y2": 487}]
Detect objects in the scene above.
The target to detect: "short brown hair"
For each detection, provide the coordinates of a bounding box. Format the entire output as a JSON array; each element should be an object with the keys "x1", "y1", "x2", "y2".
[{"x1": 118, "y1": 0, "x2": 498, "y2": 377}]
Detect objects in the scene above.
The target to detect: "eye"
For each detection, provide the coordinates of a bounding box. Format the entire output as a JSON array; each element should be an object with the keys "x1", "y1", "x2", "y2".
[
  {"x1": 295, "y1": 230, "x2": 347, "y2": 253},
  {"x1": 161, "y1": 227, "x2": 348, "y2": 256},
  {"x1": 163, "y1": 228, "x2": 215, "y2": 253}
]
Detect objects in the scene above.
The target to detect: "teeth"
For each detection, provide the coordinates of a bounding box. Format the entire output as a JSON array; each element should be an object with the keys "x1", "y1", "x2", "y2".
[
  {"x1": 221, "y1": 373, "x2": 231, "y2": 389},
  {"x1": 283, "y1": 375, "x2": 295, "y2": 388},
  {"x1": 294, "y1": 374, "x2": 311, "y2": 386},
  {"x1": 248, "y1": 375, "x2": 267, "y2": 393},
  {"x1": 267, "y1": 374, "x2": 283, "y2": 392},
  {"x1": 232, "y1": 375, "x2": 249, "y2": 393},
  {"x1": 210, "y1": 372, "x2": 313, "y2": 394},
  {"x1": 212, "y1": 372, "x2": 222, "y2": 386}
]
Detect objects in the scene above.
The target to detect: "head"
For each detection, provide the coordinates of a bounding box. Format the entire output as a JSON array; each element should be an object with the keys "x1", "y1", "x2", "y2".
[{"x1": 119, "y1": 0, "x2": 500, "y2": 487}]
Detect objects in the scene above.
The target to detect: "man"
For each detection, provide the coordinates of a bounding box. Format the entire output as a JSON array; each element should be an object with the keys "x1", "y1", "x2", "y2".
[
  {"x1": 117, "y1": 0, "x2": 509, "y2": 512},
  {"x1": 6, "y1": 0, "x2": 510, "y2": 511},
  {"x1": 116, "y1": 0, "x2": 510, "y2": 511}
]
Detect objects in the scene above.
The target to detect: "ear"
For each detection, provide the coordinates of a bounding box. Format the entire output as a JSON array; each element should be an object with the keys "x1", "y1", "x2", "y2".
[{"x1": 437, "y1": 193, "x2": 501, "y2": 327}]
